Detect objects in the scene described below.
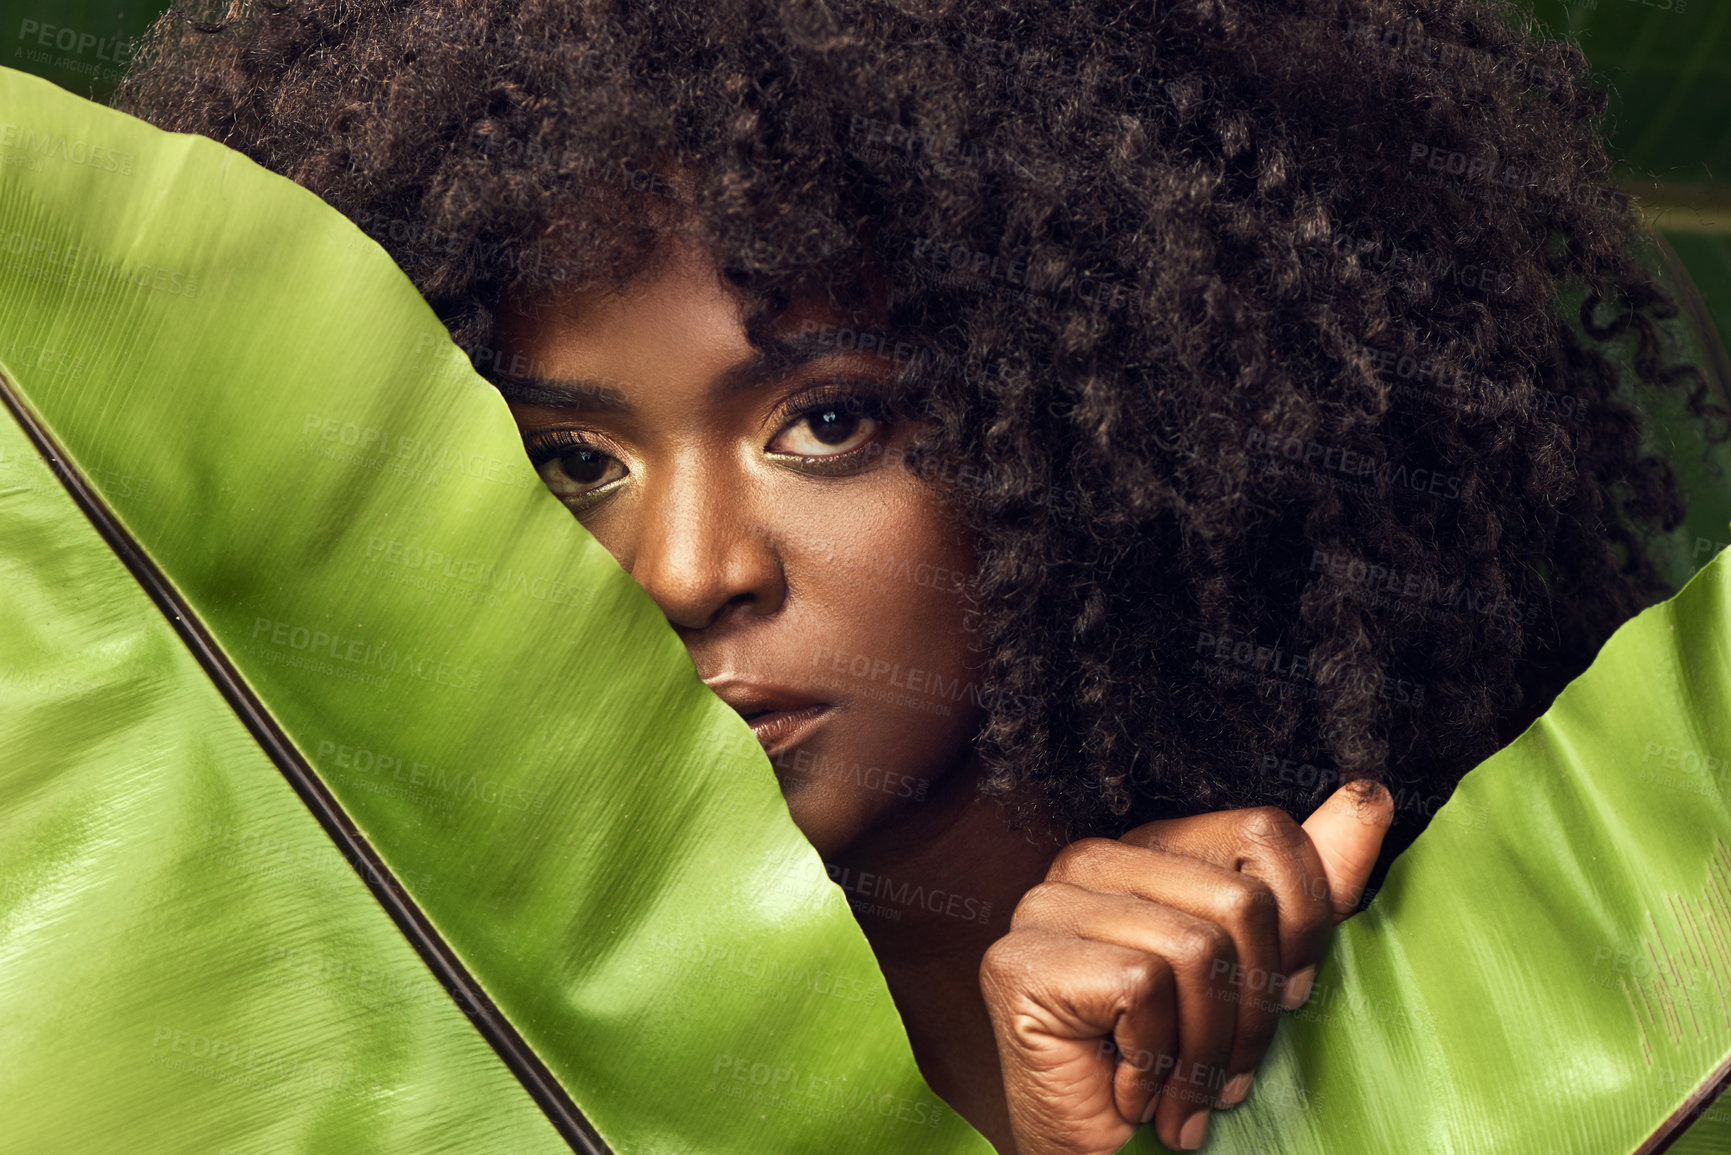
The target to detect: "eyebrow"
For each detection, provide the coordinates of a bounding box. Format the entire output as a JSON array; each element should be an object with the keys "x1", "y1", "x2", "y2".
[{"x1": 482, "y1": 331, "x2": 872, "y2": 414}]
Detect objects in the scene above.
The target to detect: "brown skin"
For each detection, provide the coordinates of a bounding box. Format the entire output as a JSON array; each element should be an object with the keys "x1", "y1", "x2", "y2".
[{"x1": 494, "y1": 231, "x2": 1393, "y2": 1154}]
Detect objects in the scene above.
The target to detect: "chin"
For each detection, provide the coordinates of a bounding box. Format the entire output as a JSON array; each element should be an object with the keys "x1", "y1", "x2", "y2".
[{"x1": 781, "y1": 790, "x2": 864, "y2": 861}]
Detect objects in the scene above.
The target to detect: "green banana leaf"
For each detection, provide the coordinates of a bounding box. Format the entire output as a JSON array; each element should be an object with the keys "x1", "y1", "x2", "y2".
[
  {"x1": 2, "y1": 61, "x2": 1729, "y2": 1155},
  {"x1": 0, "y1": 63, "x2": 970, "y2": 1155}
]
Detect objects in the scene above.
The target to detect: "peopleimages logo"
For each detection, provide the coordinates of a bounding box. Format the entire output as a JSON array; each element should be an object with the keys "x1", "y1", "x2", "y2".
[
  {"x1": 1309, "y1": 548, "x2": 1539, "y2": 626},
  {"x1": 1406, "y1": 142, "x2": 1629, "y2": 214},
  {"x1": 248, "y1": 615, "x2": 483, "y2": 691},
  {"x1": 910, "y1": 235, "x2": 1136, "y2": 313},
  {"x1": 1244, "y1": 429, "x2": 1465, "y2": 501},
  {"x1": 298, "y1": 411, "x2": 538, "y2": 491},
  {"x1": 363, "y1": 535, "x2": 587, "y2": 609},
  {"x1": 710, "y1": 1052, "x2": 947, "y2": 1128},
  {"x1": 13, "y1": 20, "x2": 135, "y2": 65},
  {"x1": 0, "y1": 122, "x2": 134, "y2": 175},
  {"x1": 826, "y1": 862, "x2": 993, "y2": 925},
  {"x1": 0, "y1": 230, "x2": 197, "y2": 298}
]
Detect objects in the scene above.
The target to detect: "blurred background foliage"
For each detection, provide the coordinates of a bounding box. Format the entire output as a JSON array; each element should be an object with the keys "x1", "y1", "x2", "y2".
[
  {"x1": 1514, "y1": 1, "x2": 1731, "y2": 582},
  {"x1": 5, "y1": 0, "x2": 1729, "y2": 579}
]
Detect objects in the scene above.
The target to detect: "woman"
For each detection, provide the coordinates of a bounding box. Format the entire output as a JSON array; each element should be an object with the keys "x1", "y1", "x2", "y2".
[{"x1": 113, "y1": 0, "x2": 1715, "y2": 1151}]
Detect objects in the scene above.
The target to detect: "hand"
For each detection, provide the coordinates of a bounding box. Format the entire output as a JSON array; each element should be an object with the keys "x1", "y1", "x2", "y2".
[{"x1": 977, "y1": 780, "x2": 1394, "y2": 1155}]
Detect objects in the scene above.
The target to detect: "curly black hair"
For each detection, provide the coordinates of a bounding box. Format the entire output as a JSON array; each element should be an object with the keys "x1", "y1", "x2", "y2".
[{"x1": 115, "y1": 0, "x2": 1721, "y2": 856}]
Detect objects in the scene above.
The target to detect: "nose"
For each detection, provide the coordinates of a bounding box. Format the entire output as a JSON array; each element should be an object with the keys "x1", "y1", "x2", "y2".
[{"x1": 623, "y1": 455, "x2": 787, "y2": 633}]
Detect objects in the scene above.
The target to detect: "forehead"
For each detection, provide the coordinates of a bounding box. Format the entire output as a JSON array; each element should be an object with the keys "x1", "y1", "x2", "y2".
[
  {"x1": 503, "y1": 228, "x2": 883, "y2": 340},
  {"x1": 495, "y1": 238, "x2": 751, "y2": 362},
  {"x1": 487, "y1": 238, "x2": 897, "y2": 411}
]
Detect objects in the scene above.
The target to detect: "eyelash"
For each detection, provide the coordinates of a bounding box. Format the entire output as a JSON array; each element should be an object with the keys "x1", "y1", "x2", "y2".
[
  {"x1": 766, "y1": 383, "x2": 896, "y2": 468},
  {"x1": 521, "y1": 382, "x2": 896, "y2": 508}
]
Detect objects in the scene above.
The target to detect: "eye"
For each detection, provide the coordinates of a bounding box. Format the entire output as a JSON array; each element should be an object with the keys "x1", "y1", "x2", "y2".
[
  {"x1": 766, "y1": 387, "x2": 890, "y2": 459},
  {"x1": 524, "y1": 432, "x2": 628, "y2": 507}
]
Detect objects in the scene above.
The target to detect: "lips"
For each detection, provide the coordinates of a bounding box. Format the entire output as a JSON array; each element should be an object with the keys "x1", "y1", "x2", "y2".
[
  {"x1": 703, "y1": 678, "x2": 832, "y2": 757},
  {"x1": 743, "y1": 704, "x2": 829, "y2": 755}
]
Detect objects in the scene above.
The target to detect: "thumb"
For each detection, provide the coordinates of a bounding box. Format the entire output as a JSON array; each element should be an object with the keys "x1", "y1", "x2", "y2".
[{"x1": 1300, "y1": 780, "x2": 1395, "y2": 924}]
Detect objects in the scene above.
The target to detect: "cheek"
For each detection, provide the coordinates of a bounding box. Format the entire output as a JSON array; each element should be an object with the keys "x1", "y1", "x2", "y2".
[
  {"x1": 774, "y1": 481, "x2": 983, "y2": 854},
  {"x1": 782, "y1": 477, "x2": 982, "y2": 760},
  {"x1": 788, "y1": 477, "x2": 974, "y2": 654}
]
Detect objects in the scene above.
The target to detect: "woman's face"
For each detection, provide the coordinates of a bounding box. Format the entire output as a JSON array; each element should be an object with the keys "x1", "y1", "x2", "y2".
[{"x1": 493, "y1": 235, "x2": 986, "y2": 860}]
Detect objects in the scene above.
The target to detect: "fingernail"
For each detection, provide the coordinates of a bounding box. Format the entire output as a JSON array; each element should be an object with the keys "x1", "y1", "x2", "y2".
[
  {"x1": 1350, "y1": 780, "x2": 1395, "y2": 824},
  {"x1": 1281, "y1": 965, "x2": 1316, "y2": 1010},
  {"x1": 1179, "y1": 1109, "x2": 1210, "y2": 1150},
  {"x1": 1140, "y1": 1096, "x2": 1160, "y2": 1124},
  {"x1": 1218, "y1": 1072, "x2": 1254, "y2": 1108}
]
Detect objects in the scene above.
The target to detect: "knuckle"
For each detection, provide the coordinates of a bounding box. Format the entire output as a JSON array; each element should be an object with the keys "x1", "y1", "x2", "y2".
[
  {"x1": 1047, "y1": 837, "x2": 1118, "y2": 882},
  {"x1": 1116, "y1": 819, "x2": 1171, "y2": 853},
  {"x1": 1009, "y1": 881, "x2": 1073, "y2": 931},
  {"x1": 1220, "y1": 876, "x2": 1276, "y2": 924},
  {"x1": 978, "y1": 939, "x2": 1069, "y2": 1042},
  {"x1": 1117, "y1": 953, "x2": 1172, "y2": 1005},
  {"x1": 1173, "y1": 922, "x2": 1234, "y2": 971},
  {"x1": 1239, "y1": 806, "x2": 1304, "y2": 855},
  {"x1": 978, "y1": 937, "x2": 1032, "y2": 1000}
]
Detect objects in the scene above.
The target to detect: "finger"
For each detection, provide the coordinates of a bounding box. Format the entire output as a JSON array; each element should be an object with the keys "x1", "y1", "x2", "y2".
[
  {"x1": 1011, "y1": 877, "x2": 1269, "y2": 1117},
  {"x1": 1148, "y1": 909, "x2": 1237, "y2": 1152},
  {"x1": 1300, "y1": 779, "x2": 1395, "y2": 924},
  {"x1": 1006, "y1": 885, "x2": 1231, "y2": 1133},
  {"x1": 1033, "y1": 848, "x2": 1284, "y2": 1106},
  {"x1": 1121, "y1": 808, "x2": 1333, "y2": 1011},
  {"x1": 1006, "y1": 873, "x2": 1241, "y2": 1149},
  {"x1": 978, "y1": 929, "x2": 1177, "y2": 1155}
]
